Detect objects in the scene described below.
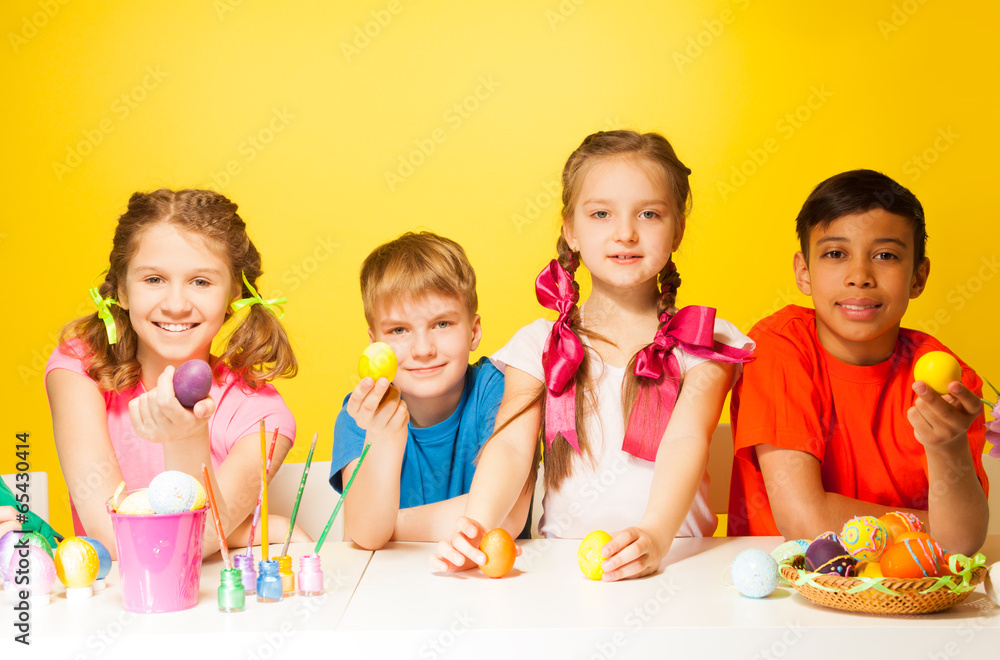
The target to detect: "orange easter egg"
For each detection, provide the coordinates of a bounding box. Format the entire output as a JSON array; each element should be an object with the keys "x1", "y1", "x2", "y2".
[
  {"x1": 895, "y1": 531, "x2": 933, "y2": 544},
  {"x1": 880, "y1": 538, "x2": 948, "y2": 579},
  {"x1": 877, "y1": 511, "x2": 925, "y2": 545}
]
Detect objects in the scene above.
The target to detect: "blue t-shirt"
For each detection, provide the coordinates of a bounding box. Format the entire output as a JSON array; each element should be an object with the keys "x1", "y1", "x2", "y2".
[{"x1": 329, "y1": 357, "x2": 504, "y2": 508}]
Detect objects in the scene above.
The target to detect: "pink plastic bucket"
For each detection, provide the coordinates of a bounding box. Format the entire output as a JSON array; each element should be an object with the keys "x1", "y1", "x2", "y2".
[{"x1": 108, "y1": 501, "x2": 206, "y2": 613}]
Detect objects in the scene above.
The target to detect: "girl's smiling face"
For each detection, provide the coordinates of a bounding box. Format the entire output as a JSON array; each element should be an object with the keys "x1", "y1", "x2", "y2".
[
  {"x1": 563, "y1": 156, "x2": 684, "y2": 297},
  {"x1": 119, "y1": 222, "x2": 235, "y2": 371}
]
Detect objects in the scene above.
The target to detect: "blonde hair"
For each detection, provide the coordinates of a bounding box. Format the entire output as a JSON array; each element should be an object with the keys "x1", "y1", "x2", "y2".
[
  {"x1": 62, "y1": 189, "x2": 297, "y2": 391},
  {"x1": 545, "y1": 130, "x2": 690, "y2": 489},
  {"x1": 360, "y1": 231, "x2": 478, "y2": 327}
]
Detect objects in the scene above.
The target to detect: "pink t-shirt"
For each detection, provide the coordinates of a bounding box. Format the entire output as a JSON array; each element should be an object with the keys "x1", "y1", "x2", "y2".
[{"x1": 46, "y1": 339, "x2": 296, "y2": 531}]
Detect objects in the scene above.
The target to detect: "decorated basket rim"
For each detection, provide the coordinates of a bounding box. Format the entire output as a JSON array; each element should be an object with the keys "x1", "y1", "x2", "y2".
[{"x1": 778, "y1": 553, "x2": 987, "y2": 615}]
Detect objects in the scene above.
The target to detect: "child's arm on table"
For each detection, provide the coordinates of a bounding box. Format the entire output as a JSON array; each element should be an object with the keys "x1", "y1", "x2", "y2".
[
  {"x1": 433, "y1": 366, "x2": 540, "y2": 571},
  {"x1": 129, "y1": 366, "x2": 295, "y2": 557},
  {"x1": 909, "y1": 380, "x2": 988, "y2": 555},
  {"x1": 394, "y1": 489, "x2": 531, "y2": 543},
  {"x1": 601, "y1": 360, "x2": 735, "y2": 581},
  {"x1": 341, "y1": 377, "x2": 409, "y2": 550},
  {"x1": 758, "y1": 381, "x2": 988, "y2": 555},
  {"x1": 48, "y1": 369, "x2": 127, "y2": 558}
]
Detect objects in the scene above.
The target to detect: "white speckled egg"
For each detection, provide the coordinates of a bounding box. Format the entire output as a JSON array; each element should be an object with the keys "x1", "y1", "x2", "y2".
[
  {"x1": 148, "y1": 471, "x2": 199, "y2": 514},
  {"x1": 731, "y1": 549, "x2": 779, "y2": 598}
]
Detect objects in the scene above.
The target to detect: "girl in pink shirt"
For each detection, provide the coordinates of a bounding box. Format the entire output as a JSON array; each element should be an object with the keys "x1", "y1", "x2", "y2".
[{"x1": 46, "y1": 189, "x2": 302, "y2": 558}]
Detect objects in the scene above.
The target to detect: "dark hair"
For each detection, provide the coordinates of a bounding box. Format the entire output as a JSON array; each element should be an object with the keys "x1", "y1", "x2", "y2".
[
  {"x1": 795, "y1": 169, "x2": 927, "y2": 265},
  {"x1": 62, "y1": 189, "x2": 297, "y2": 391}
]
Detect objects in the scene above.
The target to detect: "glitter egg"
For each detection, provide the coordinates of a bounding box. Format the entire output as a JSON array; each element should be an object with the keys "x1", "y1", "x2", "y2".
[
  {"x1": 805, "y1": 538, "x2": 856, "y2": 577},
  {"x1": 771, "y1": 539, "x2": 809, "y2": 565},
  {"x1": 730, "y1": 549, "x2": 779, "y2": 598},
  {"x1": 116, "y1": 490, "x2": 154, "y2": 515},
  {"x1": 148, "y1": 471, "x2": 200, "y2": 514},
  {"x1": 0, "y1": 531, "x2": 25, "y2": 583},
  {"x1": 7, "y1": 543, "x2": 57, "y2": 602},
  {"x1": 840, "y1": 515, "x2": 889, "y2": 561},
  {"x1": 986, "y1": 562, "x2": 1000, "y2": 607},
  {"x1": 55, "y1": 538, "x2": 100, "y2": 600}
]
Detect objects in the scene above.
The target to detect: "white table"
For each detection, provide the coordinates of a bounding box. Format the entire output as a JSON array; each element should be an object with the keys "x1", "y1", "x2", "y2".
[
  {"x1": 4, "y1": 537, "x2": 1000, "y2": 658},
  {"x1": 335, "y1": 537, "x2": 1000, "y2": 655},
  {"x1": 0, "y1": 542, "x2": 372, "y2": 657}
]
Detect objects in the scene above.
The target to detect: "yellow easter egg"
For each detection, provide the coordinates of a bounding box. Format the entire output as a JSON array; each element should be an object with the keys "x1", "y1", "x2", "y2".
[
  {"x1": 914, "y1": 351, "x2": 962, "y2": 395},
  {"x1": 116, "y1": 490, "x2": 154, "y2": 515},
  {"x1": 358, "y1": 342, "x2": 398, "y2": 382},
  {"x1": 578, "y1": 530, "x2": 612, "y2": 581}
]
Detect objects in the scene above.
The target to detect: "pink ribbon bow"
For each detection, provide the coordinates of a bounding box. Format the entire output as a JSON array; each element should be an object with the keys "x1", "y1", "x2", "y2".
[
  {"x1": 536, "y1": 259, "x2": 584, "y2": 453},
  {"x1": 623, "y1": 305, "x2": 753, "y2": 461}
]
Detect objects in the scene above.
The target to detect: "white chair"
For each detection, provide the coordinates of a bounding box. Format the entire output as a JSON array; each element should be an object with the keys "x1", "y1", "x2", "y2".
[
  {"x1": 0, "y1": 471, "x2": 49, "y2": 521},
  {"x1": 268, "y1": 460, "x2": 340, "y2": 542},
  {"x1": 985, "y1": 459, "x2": 1000, "y2": 535},
  {"x1": 706, "y1": 423, "x2": 733, "y2": 517}
]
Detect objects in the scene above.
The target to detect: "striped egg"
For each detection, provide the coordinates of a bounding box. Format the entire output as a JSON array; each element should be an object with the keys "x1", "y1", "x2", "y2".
[{"x1": 880, "y1": 537, "x2": 949, "y2": 579}]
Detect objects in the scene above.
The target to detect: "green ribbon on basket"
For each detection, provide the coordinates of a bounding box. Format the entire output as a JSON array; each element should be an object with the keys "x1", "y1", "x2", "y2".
[
  {"x1": 792, "y1": 552, "x2": 987, "y2": 596},
  {"x1": 88, "y1": 287, "x2": 119, "y2": 345},
  {"x1": 230, "y1": 272, "x2": 286, "y2": 318}
]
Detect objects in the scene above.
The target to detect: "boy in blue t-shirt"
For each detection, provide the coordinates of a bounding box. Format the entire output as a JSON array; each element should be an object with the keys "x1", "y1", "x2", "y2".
[{"x1": 331, "y1": 232, "x2": 522, "y2": 550}]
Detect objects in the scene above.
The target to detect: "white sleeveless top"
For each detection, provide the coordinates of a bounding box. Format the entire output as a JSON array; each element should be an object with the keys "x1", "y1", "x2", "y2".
[{"x1": 491, "y1": 315, "x2": 753, "y2": 539}]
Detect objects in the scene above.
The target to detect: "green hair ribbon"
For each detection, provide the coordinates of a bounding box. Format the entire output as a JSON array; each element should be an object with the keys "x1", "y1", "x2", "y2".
[
  {"x1": 88, "y1": 287, "x2": 119, "y2": 345},
  {"x1": 230, "y1": 272, "x2": 286, "y2": 318}
]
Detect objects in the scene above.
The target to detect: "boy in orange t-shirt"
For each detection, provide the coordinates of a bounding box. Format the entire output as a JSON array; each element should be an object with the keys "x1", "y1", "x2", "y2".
[{"x1": 728, "y1": 170, "x2": 988, "y2": 555}]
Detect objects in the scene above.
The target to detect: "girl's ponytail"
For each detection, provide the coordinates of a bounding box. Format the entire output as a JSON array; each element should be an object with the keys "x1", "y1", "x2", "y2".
[{"x1": 218, "y1": 295, "x2": 298, "y2": 390}]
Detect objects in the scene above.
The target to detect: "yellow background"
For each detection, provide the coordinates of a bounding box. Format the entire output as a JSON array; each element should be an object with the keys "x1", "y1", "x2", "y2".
[{"x1": 3, "y1": 0, "x2": 998, "y2": 536}]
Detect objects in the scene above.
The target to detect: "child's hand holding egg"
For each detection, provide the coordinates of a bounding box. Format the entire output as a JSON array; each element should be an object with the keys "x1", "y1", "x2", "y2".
[
  {"x1": 173, "y1": 359, "x2": 213, "y2": 408},
  {"x1": 358, "y1": 342, "x2": 398, "y2": 383},
  {"x1": 913, "y1": 351, "x2": 962, "y2": 395}
]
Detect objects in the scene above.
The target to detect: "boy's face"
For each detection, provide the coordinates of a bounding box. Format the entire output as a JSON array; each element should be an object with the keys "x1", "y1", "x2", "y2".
[
  {"x1": 793, "y1": 208, "x2": 929, "y2": 366},
  {"x1": 369, "y1": 292, "x2": 482, "y2": 408}
]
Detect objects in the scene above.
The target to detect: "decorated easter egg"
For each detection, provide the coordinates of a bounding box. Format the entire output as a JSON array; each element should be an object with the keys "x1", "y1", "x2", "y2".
[
  {"x1": 358, "y1": 342, "x2": 398, "y2": 382},
  {"x1": 914, "y1": 351, "x2": 962, "y2": 395},
  {"x1": 7, "y1": 543, "x2": 57, "y2": 601},
  {"x1": 54, "y1": 537, "x2": 99, "y2": 599},
  {"x1": 878, "y1": 511, "x2": 925, "y2": 545},
  {"x1": 173, "y1": 359, "x2": 213, "y2": 408},
  {"x1": 771, "y1": 539, "x2": 809, "y2": 565},
  {"x1": 895, "y1": 530, "x2": 934, "y2": 544},
  {"x1": 840, "y1": 515, "x2": 889, "y2": 561},
  {"x1": 578, "y1": 530, "x2": 612, "y2": 581},
  {"x1": 986, "y1": 562, "x2": 1000, "y2": 607},
  {"x1": 731, "y1": 549, "x2": 779, "y2": 598},
  {"x1": 149, "y1": 471, "x2": 200, "y2": 514},
  {"x1": 0, "y1": 531, "x2": 24, "y2": 583},
  {"x1": 79, "y1": 537, "x2": 113, "y2": 582},
  {"x1": 880, "y1": 537, "x2": 948, "y2": 578},
  {"x1": 856, "y1": 562, "x2": 884, "y2": 578},
  {"x1": 813, "y1": 531, "x2": 841, "y2": 545},
  {"x1": 116, "y1": 490, "x2": 155, "y2": 515},
  {"x1": 805, "y1": 538, "x2": 856, "y2": 577}
]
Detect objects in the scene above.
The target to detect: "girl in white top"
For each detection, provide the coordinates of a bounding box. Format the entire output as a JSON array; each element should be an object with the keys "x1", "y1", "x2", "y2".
[{"x1": 434, "y1": 130, "x2": 754, "y2": 580}]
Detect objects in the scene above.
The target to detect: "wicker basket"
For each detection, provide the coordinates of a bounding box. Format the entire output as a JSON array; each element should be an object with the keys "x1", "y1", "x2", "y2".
[{"x1": 779, "y1": 556, "x2": 986, "y2": 615}]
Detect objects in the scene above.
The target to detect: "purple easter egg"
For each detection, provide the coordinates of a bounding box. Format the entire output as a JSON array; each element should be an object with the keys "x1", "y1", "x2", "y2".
[
  {"x1": 805, "y1": 538, "x2": 857, "y2": 577},
  {"x1": 173, "y1": 359, "x2": 212, "y2": 408}
]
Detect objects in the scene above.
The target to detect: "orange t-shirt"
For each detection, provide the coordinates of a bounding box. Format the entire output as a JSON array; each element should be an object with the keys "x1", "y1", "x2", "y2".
[{"x1": 728, "y1": 305, "x2": 988, "y2": 536}]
